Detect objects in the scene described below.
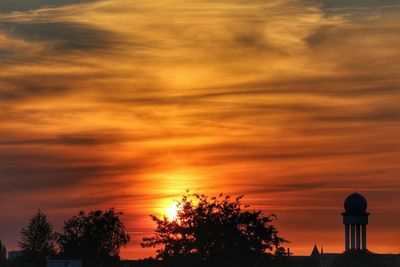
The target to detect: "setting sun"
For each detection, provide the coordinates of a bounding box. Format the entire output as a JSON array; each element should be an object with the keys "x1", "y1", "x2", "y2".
[{"x1": 165, "y1": 202, "x2": 179, "y2": 221}]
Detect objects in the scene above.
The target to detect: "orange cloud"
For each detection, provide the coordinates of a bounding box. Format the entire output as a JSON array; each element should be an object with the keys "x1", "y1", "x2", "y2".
[{"x1": 0, "y1": 0, "x2": 399, "y2": 259}]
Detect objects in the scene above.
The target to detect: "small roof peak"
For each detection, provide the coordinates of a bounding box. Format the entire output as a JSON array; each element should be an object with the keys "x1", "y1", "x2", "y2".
[{"x1": 311, "y1": 244, "x2": 320, "y2": 256}]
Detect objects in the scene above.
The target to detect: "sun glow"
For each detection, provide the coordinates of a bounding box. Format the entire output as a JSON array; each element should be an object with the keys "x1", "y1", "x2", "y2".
[{"x1": 165, "y1": 202, "x2": 179, "y2": 221}]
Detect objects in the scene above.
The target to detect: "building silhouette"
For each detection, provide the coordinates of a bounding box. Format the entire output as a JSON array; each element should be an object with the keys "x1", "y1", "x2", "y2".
[
  {"x1": 289, "y1": 192, "x2": 400, "y2": 267},
  {"x1": 342, "y1": 193, "x2": 369, "y2": 251}
]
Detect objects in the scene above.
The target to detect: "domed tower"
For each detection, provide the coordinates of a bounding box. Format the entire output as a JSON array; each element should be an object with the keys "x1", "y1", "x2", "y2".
[{"x1": 342, "y1": 193, "x2": 369, "y2": 251}]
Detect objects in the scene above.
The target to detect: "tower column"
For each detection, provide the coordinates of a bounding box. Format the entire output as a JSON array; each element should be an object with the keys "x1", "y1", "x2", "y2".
[
  {"x1": 345, "y1": 224, "x2": 350, "y2": 251},
  {"x1": 356, "y1": 224, "x2": 361, "y2": 249},
  {"x1": 362, "y1": 224, "x2": 367, "y2": 250},
  {"x1": 350, "y1": 224, "x2": 355, "y2": 249}
]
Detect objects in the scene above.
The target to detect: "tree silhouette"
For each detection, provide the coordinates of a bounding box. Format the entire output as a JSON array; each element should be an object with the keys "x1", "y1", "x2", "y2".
[
  {"x1": 0, "y1": 240, "x2": 7, "y2": 267},
  {"x1": 18, "y1": 210, "x2": 56, "y2": 267},
  {"x1": 57, "y1": 208, "x2": 130, "y2": 267},
  {"x1": 142, "y1": 193, "x2": 287, "y2": 267},
  {"x1": 331, "y1": 250, "x2": 387, "y2": 267}
]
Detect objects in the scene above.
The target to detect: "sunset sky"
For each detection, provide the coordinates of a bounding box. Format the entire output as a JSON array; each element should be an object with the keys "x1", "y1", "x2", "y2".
[{"x1": 0, "y1": 0, "x2": 399, "y2": 259}]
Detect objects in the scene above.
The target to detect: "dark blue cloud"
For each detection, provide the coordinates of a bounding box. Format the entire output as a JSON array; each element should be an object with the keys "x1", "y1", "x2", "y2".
[
  {"x1": 0, "y1": 0, "x2": 96, "y2": 13},
  {"x1": 0, "y1": 21, "x2": 116, "y2": 51},
  {"x1": 317, "y1": 0, "x2": 400, "y2": 8}
]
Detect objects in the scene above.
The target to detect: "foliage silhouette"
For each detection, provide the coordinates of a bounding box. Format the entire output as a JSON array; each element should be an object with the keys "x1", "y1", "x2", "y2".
[
  {"x1": 18, "y1": 210, "x2": 56, "y2": 267},
  {"x1": 57, "y1": 208, "x2": 130, "y2": 267},
  {"x1": 0, "y1": 240, "x2": 7, "y2": 267},
  {"x1": 331, "y1": 250, "x2": 387, "y2": 267},
  {"x1": 142, "y1": 193, "x2": 287, "y2": 267}
]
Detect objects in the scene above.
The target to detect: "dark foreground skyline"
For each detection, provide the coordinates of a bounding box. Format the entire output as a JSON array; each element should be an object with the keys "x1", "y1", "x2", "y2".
[
  {"x1": 1, "y1": 0, "x2": 400, "y2": 259},
  {"x1": 1, "y1": 191, "x2": 398, "y2": 261},
  {"x1": 1, "y1": 192, "x2": 399, "y2": 267}
]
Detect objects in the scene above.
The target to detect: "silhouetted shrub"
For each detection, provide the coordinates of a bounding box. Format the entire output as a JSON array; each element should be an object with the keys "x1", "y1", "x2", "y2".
[
  {"x1": 0, "y1": 240, "x2": 7, "y2": 267},
  {"x1": 18, "y1": 210, "x2": 56, "y2": 267},
  {"x1": 142, "y1": 193, "x2": 287, "y2": 267},
  {"x1": 58, "y1": 208, "x2": 130, "y2": 267}
]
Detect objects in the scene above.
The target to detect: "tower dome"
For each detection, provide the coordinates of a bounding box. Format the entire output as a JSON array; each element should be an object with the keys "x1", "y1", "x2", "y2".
[{"x1": 344, "y1": 193, "x2": 367, "y2": 213}]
